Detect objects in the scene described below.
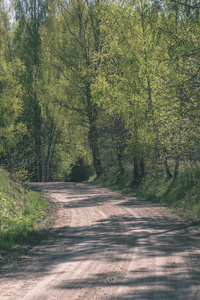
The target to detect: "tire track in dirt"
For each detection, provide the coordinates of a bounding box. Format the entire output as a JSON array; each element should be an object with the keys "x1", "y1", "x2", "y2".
[
  {"x1": 115, "y1": 198, "x2": 199, "y2": 299},
  {"x1": 0, "y1": 182, "x2": 199, "y2": 300}
]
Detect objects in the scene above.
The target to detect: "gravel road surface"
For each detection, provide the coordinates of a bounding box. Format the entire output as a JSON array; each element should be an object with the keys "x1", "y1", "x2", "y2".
[{"x1": 0, "y1": 182, "x2": 200, "y2": 299}]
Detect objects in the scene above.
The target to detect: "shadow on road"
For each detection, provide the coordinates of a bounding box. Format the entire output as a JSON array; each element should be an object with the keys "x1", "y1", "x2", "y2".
[{"x1": 2, "y1": 182, "x2": 200, "y2": 299}]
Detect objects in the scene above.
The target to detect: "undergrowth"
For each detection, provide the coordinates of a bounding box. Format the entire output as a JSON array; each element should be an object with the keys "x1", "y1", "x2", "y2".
[
  {"x1": 0, "y1": 168, "x2": 56, "y2": 270},
  {"x1": 94, "y1": 166, "x2": 200, "y2": 225},
  {"x1": 135, "y1": 172, "x2": 200, "y2": 222}
]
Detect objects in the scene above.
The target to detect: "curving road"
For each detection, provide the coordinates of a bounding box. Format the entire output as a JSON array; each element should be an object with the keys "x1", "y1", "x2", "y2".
[{"x1": 0, "y1": 182, "x2": 200, "y2": 299}]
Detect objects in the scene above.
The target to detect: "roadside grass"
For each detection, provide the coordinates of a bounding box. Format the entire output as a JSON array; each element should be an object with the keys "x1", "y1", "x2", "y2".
[
  {"x1": 94, "y1": 166, "x2": 200, "y2": 226},
  {"x1": 0, "y1": 168, "x2": 56, "y2": 272},
  {"x1": 135, "y1": 172, "x2": 200, "y2": 222}
]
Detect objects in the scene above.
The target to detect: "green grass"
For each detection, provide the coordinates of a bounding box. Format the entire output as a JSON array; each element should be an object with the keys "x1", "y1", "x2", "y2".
[
  {"x1": 135, "y1": 172, "x2": 200, "y2": 221},
  {"x1": 0, "y1": 168, "x2": 56, "y2": 269},
  {"x1": 95, "y1": 166, "x2": 200, "y2": 225}
]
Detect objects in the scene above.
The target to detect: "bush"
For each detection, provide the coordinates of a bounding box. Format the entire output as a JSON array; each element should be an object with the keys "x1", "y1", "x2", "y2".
[{"x1": 68, "y1": 158, "x2": 94, "y2": 182}]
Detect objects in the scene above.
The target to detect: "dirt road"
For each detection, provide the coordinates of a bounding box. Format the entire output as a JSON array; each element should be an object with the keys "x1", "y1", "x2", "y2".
[{"x1": 0, "y1": 182, "x2": 200, "y2": 299}]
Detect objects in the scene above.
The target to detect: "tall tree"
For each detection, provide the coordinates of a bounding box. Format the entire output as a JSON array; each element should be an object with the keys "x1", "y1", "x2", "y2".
[
  {"x1": 41, "y1": 0, "x2": 104, "y2": 177},
  {"x1": 13, "y1": 0, "x2": 50, "y2": 181},
  {"x1": 92, "y1": 2, "x2": 153, "y2": 183},
  {"x1": 0, "y1": 0, "x2": 25, "y2": 167}
]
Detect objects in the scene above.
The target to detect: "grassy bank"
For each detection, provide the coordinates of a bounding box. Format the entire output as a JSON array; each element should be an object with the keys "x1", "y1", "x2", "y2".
[
  {"x1": 0, "y1": 168, "x2": 56, "y2": 270},
  {"x1": 95, "y1": 167, "x2": 200, "y2": 225}
]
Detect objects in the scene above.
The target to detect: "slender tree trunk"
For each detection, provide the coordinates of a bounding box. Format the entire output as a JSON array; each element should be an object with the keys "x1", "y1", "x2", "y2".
[
  {"x1": 44, "y1": 117, "x2": 55, "y2": 181},
  {"x1": 134, "y1": 158, "x2": 140, "y2": 183},
  {"x1": 131, "y1": 156, "x2": 145, "y2": 187},
  {"x1": 147, "y1": 76, "x2": 172, "y2": 179},
  {"x1": 117, "y1": 151, "x2": 125, "y2": 176},
  {"x1": 34, "y1": 93, "x2": 42, "y2": 182},
  {"x1": 173, "y1": 88, "x2": 183, "y2": 181},
  {"x1": 78, "y1": 2, "x2": 103, "y2": 178},
  {"x1": 140, "y1": 157, "x2": 145, "y2": 180},
  {"x1": 141, "y1": 14, "x2": 172, "y2": 179},
  {"x1": 164, "y1": 159, "x2": 172, "y2": 179},
  {"x1": 130, "y1": 157, "x2": 140, "y2": 187},
  {"x1": 86, "y1": 82, "x2": 103, "y2": 177},
  {"x1": 174, "y1": 157, "x2": 180, "y2": 180},
  {"x1": 88, "y1": 123, "x2": 103, "y2": 178}
]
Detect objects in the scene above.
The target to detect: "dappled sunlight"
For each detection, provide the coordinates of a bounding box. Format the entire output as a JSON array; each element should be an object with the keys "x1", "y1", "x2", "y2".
[{"x1": 1, "y1": 183, "x2": 199, "y2": 299}]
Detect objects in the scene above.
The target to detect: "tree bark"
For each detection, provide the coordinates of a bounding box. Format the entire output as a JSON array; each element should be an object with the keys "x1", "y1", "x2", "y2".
[
  {"x1": 117, "y1": 151, "x2": 125, "y2": 176},
  {"x1": 34, "y1": 93, "x2": 42, "y2": 182},
  {"x1": 173, "y1": 157, "x2": 179, "y2": 180},
  {"x1": 130, "y1": 156, "x2": 145, "y2": 187},
  {"x1": 86, "y1": 81, "x2": 103, "y2": 178},
  {"x1": 141, "y1": 14, "x2": 172, "y2": 180},
  {"x1": 88, "y1": 123, "x2": 103, "y2": 178}
]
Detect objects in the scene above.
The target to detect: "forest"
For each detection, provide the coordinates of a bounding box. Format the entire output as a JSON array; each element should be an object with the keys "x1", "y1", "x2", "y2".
[{"x1": 0, "y1": 0, "x2": 200, "y2": 186}]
